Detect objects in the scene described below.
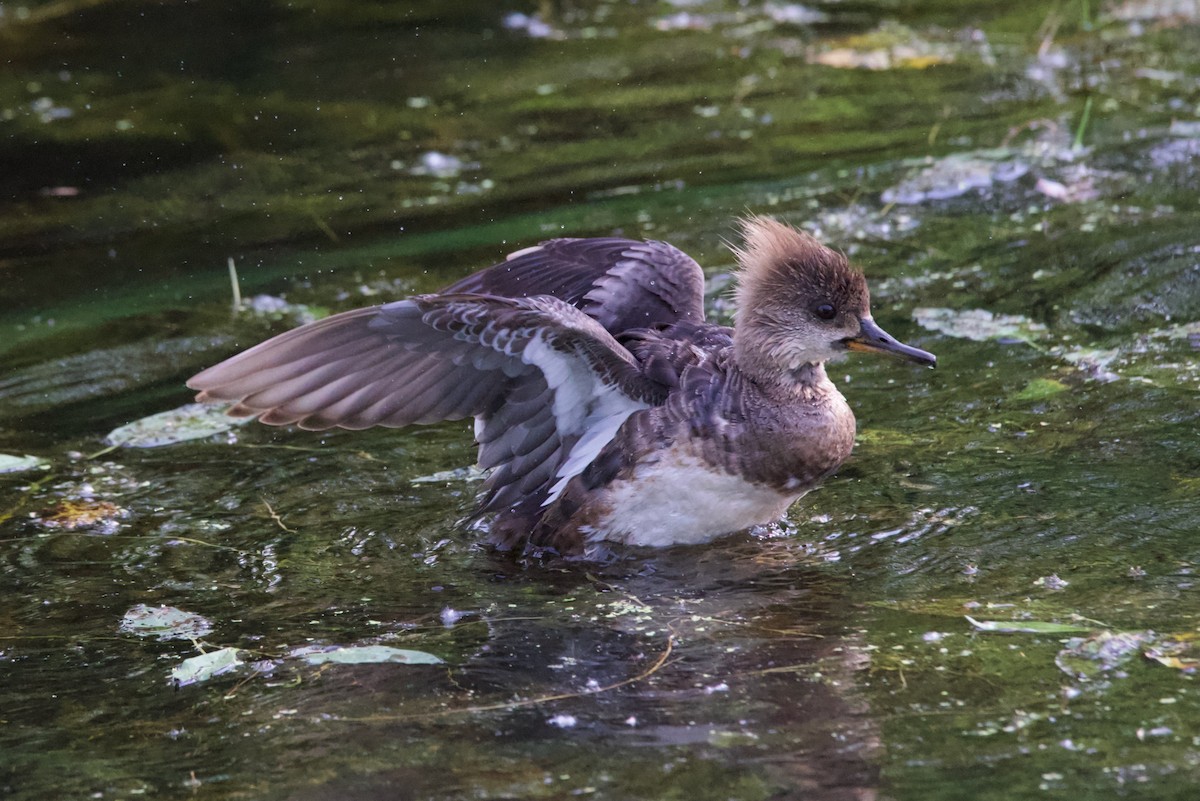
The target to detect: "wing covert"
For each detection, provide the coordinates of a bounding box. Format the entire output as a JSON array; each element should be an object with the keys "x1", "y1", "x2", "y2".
[{"x1": 443, "y1": 238, "x2": 707, "y2": 333}]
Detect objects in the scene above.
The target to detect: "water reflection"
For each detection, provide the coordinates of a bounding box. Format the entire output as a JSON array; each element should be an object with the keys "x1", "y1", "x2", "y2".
[{"x1": 263, "y1": 546, "x2": 884, "y2": 800}]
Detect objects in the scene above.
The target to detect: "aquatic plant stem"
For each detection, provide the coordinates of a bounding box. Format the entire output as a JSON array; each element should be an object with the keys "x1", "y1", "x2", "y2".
[
  {"x1": 261, "y1": 498, "x2": 296, "y2": 533},
  {"x1": 228, "y1": 257, "x2": 242, "y2": 315},
  {"x1": 1073, "y1": 96, "x2": 1093, "y2": 151}
]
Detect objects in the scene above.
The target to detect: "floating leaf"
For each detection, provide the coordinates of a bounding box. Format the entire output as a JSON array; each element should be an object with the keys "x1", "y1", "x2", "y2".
[
  {"x1": 171, "y1": 647, "x2": 243, "y2": 686},
  {"x1": 808, "y1": 21, "x2": 958, "y2": 71},
  {"x1": 1033, "y1": 574, "x2": 1070, "y2": 590},
  {"x1": 1141, "y1": 636, "x2": 1200, "y2": 672},
  {"x1": 34, "y1": 500, "x2": 126, "y2": 532},
  {"x1": 120, "y1": 604, "x2": 214, "y2": 640},
  {"x1": 1056, "y1": 630, "x2": 1154, "y2": 680},
  {"x1": 1145, "y1": 650, "x2": 1200, "y2": 671},
  {"x1": 293, "y1": 645, "x2": 443, "y2": 665},
  {"x1": 1052, "y1": 322, "x2": 1200, "y2": 389},
  {"x1": 104, "y1": 403, "x2": 253, "y2": 448},
  {"x1": 882, "y1": 153, "x2": 1029, "y2": 204},
  {"x1": 913, "y1": 308, "x2": 1048, "y2": 344},
  {"x1": 965, "y1": 615, "x2": 1095, "y2": 634},
  {"x1": 0, "y1": 453, "x2": 51, "y2": 474},
  {"x1": 1154, "y1": 321, "x2": 1200, "y2": 342}
]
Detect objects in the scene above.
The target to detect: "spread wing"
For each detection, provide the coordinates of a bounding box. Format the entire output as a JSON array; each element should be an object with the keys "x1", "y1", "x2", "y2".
[
  {"x1": 187, "y1": 294, "x2": 668, "y2": 512},
  {"x1": 443, "y1": 237, "x2": 707, "y2": 333}
]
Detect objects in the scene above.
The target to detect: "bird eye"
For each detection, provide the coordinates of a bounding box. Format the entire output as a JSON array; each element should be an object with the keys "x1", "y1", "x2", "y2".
[{"x1": 814, "y1": 303, "x2": 837, "y2": 321}]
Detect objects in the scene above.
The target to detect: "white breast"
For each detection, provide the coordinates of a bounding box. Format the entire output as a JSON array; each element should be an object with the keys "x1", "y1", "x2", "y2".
[{"x1": 586, "y1": 450, "x2": 802, "y2": 547}]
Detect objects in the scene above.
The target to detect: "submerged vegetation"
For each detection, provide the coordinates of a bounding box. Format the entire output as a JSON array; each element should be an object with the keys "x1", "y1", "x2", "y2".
[{"x1": 2, "y1": 1, "x2": 1199, "y2": 799}]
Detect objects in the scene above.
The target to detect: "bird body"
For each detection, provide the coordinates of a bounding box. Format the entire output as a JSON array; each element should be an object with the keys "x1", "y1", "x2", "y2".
[{"x1": 189, "y1": 216, "x2": 934, "y2": 557}]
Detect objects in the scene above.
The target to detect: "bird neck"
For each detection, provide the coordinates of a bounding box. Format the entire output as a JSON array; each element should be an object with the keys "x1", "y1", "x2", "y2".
[
  {"x1": 787, "y1": 362, "x2": 830, "y2": 387},
  {"x1": 734, "y1": 337, "x2": 833, "y2": 399}
]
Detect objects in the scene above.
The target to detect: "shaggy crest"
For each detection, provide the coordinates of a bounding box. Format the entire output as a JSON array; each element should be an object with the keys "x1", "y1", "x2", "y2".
[{"x1": 731, "y1": 215, "x2": 867, "y2": 316}]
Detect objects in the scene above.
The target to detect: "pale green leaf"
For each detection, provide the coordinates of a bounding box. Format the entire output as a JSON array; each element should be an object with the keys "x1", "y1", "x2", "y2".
[
  {"x1": 965, "y1": 615, "x2": 1095, "y2": 634},
  {"x1": 913, "y1": 308, "x2": 1048, "y2": 344},
  {"x1": 171, "y1": 647, "x2": 243, "y2": 686},
  {"x1": 120, "y1": 604, "x2": 214, "y2": 641},
  {"x1": 295, "y1": 645, "x2": 443, "y2": 665},
  {"x1": 104, "y1": 403, "x2": 252, "y2": 448},
  {"x1": 0, "y1": 453, "x2": 51, "y2": 474}
]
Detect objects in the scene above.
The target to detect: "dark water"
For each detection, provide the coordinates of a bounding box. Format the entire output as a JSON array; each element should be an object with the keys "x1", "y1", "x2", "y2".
[{"x1": 3, "y1": 1, "x2": 1200, "y2": 799}]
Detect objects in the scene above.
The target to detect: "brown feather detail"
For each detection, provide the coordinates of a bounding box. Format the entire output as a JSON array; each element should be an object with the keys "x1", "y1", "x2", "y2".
[
  {"x1": 240, "y1": 348, "x2": 418, "y2": 415},
  {"x1": 188, "y1": 307, "x2": 385, "y2": 400},
  {"x1": 442, "y1": 238, "x2": 706, "y2": 333}
]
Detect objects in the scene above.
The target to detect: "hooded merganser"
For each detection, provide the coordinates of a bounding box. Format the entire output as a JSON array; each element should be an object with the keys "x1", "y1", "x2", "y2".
[{"x1": 188, "y1": 216, "x2": 935, "y2": 557}]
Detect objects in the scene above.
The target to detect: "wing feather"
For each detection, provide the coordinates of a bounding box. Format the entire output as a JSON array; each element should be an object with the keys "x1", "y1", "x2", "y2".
[
  {"x1": 189, "y1": 232, "x2": 714, "y2": 526},
  {"x1": 442, "y1": 238, "x2": 706, "y2": 333},
  {"x1": 188, "y1": 294, "x2": 668, "y2": 511}
]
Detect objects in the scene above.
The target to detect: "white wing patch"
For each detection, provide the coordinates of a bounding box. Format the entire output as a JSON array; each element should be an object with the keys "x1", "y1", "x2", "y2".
[
  {"x1": 544, "y1": 405, "x2": 640, "y2": 504},
  {"x1": 517, "y1": 337, "x2": 649, "y2": 506}
]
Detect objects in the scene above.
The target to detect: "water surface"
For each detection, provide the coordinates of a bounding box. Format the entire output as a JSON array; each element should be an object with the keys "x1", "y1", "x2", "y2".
[{"x1": 2, "y1": 1, "x2": 1199, "y2": 799}]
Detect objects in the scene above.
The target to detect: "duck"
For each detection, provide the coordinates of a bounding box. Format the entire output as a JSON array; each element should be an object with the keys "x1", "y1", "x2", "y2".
[{"x1": 188, "y1": 215, "x2": 935, "y2": 558}]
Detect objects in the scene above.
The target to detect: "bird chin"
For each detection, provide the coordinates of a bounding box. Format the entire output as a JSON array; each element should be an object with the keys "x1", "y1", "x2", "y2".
[
  {"x1": 821, "y1": 350, "x2": 850, "y2": 364},
  {"x1": 787, "y1": 349, "x2": 843, "y2": 370}
]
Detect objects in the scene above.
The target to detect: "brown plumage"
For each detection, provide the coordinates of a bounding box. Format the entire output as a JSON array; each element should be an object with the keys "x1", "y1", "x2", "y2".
[{"x1": 188, "y1": 216, "x2": 935, "y2": 558}]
